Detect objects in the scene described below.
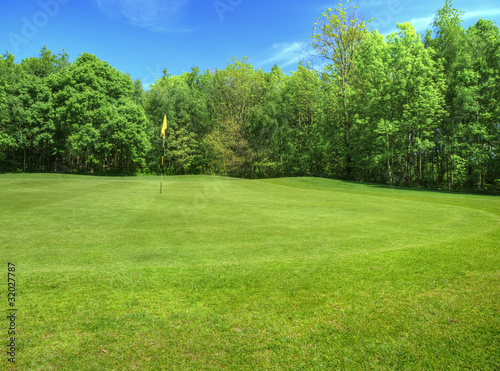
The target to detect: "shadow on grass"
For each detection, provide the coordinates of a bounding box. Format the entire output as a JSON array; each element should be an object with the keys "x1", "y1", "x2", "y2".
[{"x1": 260, "y1": 175, "x2": 499, "y2": 197}]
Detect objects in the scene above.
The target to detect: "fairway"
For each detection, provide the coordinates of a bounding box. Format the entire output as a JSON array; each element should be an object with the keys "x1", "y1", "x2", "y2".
[{"x1": 1, "y1": 174, "x2": 499, "y2": 370}]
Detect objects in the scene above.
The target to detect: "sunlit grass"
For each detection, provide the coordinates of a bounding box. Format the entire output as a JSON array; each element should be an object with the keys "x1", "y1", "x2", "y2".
[{"x1": 1, "y1": 174, "x2": 499, "y2": 370}]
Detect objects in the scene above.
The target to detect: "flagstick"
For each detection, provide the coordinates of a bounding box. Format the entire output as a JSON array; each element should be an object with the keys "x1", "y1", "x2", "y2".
[
  {"x1": 160, "y1": 136, "x2": 165, "y2": 194},
  {"x1": 160, "y1": 114, "x2": 167, "y2": 194}
]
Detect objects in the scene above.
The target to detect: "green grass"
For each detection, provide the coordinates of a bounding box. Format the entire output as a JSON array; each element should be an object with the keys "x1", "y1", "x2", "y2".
[{"x1": 1, "y1": 174, "x2": 499, "y2": 370}]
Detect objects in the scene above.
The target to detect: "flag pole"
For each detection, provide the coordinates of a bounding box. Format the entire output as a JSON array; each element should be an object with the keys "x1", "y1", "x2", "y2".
[
  {"x1": 160, "y1": 115, "x2": 167, "y2": 194},
  {"x1": 160, "y1": 135, "x2": 165, "y2": 194}
]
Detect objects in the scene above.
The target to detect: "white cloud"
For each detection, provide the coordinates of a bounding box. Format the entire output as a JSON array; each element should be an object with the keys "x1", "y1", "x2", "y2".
[
  {"x1": 407, "y1": 7, "x2": 500, "y2": 33},
  {"x1": 95, "y1": 0, "x2": 192, "y2": 33},
  {"x1": 380, "y1": 6, "x2": 500, "y2": 36},
  {"x1": 376, "y1": 15, "x2": 433, "y2": 36},
  {"x1": 463, "y1": 7, "x2": 500, "y2": 21},
  {"x1": 260, "y1": 42, "x2": 303, "y2": 68},
  {"x1": 408, "y1": 15, "x2": 434, "y2": 32}
]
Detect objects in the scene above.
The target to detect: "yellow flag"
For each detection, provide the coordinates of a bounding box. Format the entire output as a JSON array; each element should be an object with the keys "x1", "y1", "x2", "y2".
[{"x1": 160, "y1": 115, "x2": 167, "y2": 137}]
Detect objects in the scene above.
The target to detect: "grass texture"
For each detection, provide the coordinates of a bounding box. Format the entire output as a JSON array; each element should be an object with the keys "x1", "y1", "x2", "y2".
[{"x1": 0, "y1": 174, "x2": 499, "y2": 370}]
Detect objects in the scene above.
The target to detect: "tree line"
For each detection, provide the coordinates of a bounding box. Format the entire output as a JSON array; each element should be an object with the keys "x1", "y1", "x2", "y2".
[{"x1": 1, "y1": 1, "x2": 498, "y2": 193}]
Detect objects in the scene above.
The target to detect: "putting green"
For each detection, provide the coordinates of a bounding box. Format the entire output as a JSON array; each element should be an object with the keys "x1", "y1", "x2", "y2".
[
  {"x1": 1, "y1": 174, "x2": 497, "y2": 267},
  {"x1": 0, "y1": 174, "x2": 498, "y2": 370}
]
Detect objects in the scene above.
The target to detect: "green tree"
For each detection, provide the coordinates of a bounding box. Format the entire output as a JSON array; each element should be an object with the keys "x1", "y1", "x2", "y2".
[
  {"x1": 0, "y1": 54, "x2": 17, "y2": 169},
  {"x1": 384, "y1": 23, "x2": 446, "y2": 187},
  {"x1": 426, "y1": 1, "x2": 500, "y2": 191},
  {"x1": 311, "y1": 1, "x2": 369, "y2": 179},
  {"x1": 462, "y1": 20, "x2": 500, "y2": 191},
  {"x1": 277, "y1": 64, "x2": 327, "y2": 176},
  {"x1": 425, "y1": 0, "x2": 468, "y2": 189},
  {"x1": 349, "y1": 30, "x2": 393, "y2": 183},
  {"x1": 20, "y1": 46, "x2": 69, "y2": 78},
  {"x1": 246, "y1": 64, "x2": 287, "y2": 177},
  {"x1": 0, "y1": 49, "x2": 66, "y2": 172},
  {"x1": 132, "y1": 78, "x2": 145, "y2": 106},
  {"x1": 51, "y1": 53, "x2": 149, "y2": 173},
  {"x1": 204, "y1": 57, "x2": 266, "y2": 176},
  {"x1": 144, "y1": 67, "x2": 209, "y2": 175}
]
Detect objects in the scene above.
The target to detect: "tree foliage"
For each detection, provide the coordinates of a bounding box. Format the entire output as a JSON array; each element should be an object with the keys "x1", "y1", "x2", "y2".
[{"x1": 0, "y1": 1, "x2": 498, "y2": 193}]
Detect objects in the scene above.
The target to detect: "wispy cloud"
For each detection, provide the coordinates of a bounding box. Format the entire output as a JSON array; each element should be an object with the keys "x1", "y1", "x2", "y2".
[
  {"x1": 260, "y1": 42, "x2": 303, "y2": 68},
  {"x1": 95, "y1": 0, "x2": 192, "y2": 33},
  {"x1": 408, "y1": 15, "x2": 434, "y2": 32},
  {"x1": 380, "y1": 6, "x2": 500, "y2": 36},
  {"x1": 409, "y1": 6, "x2": 500, "y2": 33},
  {"x1": 463, "y1": 7, "x2": 500, "y2": 21}
]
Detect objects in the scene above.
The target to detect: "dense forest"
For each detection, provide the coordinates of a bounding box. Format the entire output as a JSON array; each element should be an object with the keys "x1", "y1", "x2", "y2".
[{"x1": 1, "y1": 1, "x2": 499, "y2": 193}]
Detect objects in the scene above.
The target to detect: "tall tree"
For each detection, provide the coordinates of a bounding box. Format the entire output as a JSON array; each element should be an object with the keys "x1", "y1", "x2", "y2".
[
  {"x1": 0, "y1": 48, "x2": 67, "y2": 172},
  {"x1": 310, "y1": 1, "x2": 369, "y2": 179},
  {"x1": 384, "y1": 23, "x2": 446, "y2": 187},
  {"x1": 50, "y1": 53, "x2": 150, "y2": 173},
  {"x1": 246, "y1": 64, "x2": 287, "y2": 177},
  {"x1": 463, "y1": 20, "x2": 500, "y2": 190},
  {"x1": 426, "y1": 1, "x2": 500, "y2": 191},
  {"x1": 349, "y1": 30, "x2": 393, "y2": 183},
  {"x1": 425, "y1": 0, "x2": 468, "y2": 189},
  {"x1": 204, "y1": 57, "x2": 266, "y2": 176},
  {"x1": 0, "y1": 53, "x2": 17, "y2": 169}
]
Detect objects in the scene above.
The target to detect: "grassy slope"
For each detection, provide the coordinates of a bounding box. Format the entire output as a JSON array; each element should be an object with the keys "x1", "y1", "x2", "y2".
[{"x1": 0, "y1": 174, "x2": 498, "y2": 370}]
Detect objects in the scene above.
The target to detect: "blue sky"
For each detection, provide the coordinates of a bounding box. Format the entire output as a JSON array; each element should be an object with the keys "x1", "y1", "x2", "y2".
[{"x1": 2, "y1": 0, "x2": 499, "y2": 87}]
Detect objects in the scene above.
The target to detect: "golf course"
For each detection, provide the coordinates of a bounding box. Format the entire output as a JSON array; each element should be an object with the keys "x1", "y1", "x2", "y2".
[{"x1": 1, "y1": 173, "x2": 499, "y2": 369}]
